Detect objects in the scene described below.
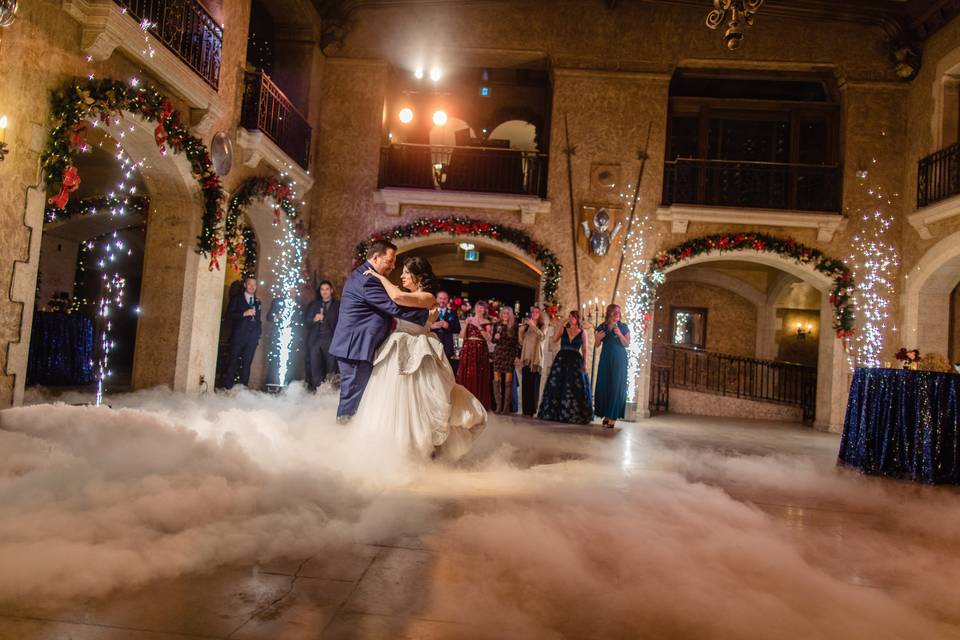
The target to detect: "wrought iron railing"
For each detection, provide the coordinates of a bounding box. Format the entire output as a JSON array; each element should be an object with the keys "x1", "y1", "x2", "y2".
[
  {"x1": 378, "y1": 143, "x2": 549, "y2": 198},
  {"x1": 917, "y1": 142, "x2": 960, "y2": 208},
  {"x1": 649, "y1": 365, "x2": 671, "y2": 415},
  {"x1": 241, "y1": 71, "x2": 312, "y2": 170},
  {"x1": 655, "y1": 344, "x2": 817, "y2": 422},
  {"x1": 662, "y1": 158, "x2": 842, "y2": 213},
  {"x1": 114, "y1": 0, "x2": 222, "y2": 89}
]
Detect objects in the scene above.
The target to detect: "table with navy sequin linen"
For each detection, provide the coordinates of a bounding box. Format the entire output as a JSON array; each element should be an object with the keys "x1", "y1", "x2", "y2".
[{"x1": 839, "y1": 367, "x2": 960, "y2": 484}]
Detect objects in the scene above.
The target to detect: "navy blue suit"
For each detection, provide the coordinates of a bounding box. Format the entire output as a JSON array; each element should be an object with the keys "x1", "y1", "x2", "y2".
[
  {"x1": 433, "y1": 306, "x2": 461, "y2": 361},
  {"x1": 330, "y1": 262, "x2": 401, "y2": 417},
  {"x1": 224, "y1": 292, "x2": 262, "y2": 388}
]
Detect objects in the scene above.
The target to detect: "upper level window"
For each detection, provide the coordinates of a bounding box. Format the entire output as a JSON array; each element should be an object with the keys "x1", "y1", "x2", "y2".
[{"x1": 663, "y1": 71, "x2": 841, "y2": 213}]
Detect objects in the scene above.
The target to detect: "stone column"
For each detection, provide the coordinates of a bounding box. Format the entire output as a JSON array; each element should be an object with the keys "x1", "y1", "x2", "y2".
[{"x1": 814, "y1": 292, "x2": 849, "y2": 432}]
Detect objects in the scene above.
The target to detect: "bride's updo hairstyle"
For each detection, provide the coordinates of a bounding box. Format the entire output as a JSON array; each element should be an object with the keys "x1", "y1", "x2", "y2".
[{"x1": 403, "y1": 256, "x2": 440, "y2": 295}]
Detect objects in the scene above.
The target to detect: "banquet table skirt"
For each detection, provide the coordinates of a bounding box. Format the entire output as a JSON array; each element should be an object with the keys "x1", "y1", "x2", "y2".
[
  {"x1": 839, "y1": 367, "x2": 960, "y2": 484},
  {"x1": 26, "y1": 311, "x2": 95, "y2": 386}
]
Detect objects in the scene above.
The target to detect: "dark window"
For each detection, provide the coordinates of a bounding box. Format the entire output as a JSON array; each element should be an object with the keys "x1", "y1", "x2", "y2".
[{"x1": 671, "y1": 307, "x2": 708, "y2": 350}]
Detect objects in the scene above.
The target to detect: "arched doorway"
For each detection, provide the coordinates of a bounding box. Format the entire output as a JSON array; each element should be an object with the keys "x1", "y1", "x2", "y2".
[
  {"x1": 639, "y1": 243, "x2": 851, "y2": 432},
  {"x1": 395, "y1": 238, "x2": 543, "y2": 312},
  {"x1": 9, "y1": 96, "x2": 226, "y2": 404},
  {"x1": 901, "y1": 229, "x2": 960, "y2": 363}
]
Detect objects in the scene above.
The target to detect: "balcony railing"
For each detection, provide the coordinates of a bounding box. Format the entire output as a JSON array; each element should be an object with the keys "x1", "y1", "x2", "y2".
[
  {"x1": 655, "y1": 344, "x2": 817, "y2": 422},
  {"x1": 917, "y1": 142, "x2": 960, "y2": 208},
  {"x1": 113, "y1": 0, "x2": 222, "y2": 89},
  {"x1": 241, "y1": 71, "x2": 312, "y2": 170},
  {"x1": 662, "y1": 158, "x2": 842, "y2": 213},
  {"x1": 378, "y1": 143, "x2": 549, "y2": 198}
]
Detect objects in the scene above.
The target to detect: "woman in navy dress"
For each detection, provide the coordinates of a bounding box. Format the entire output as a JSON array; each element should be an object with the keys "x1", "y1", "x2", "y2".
[
  {"x1": 537, "y1": 310, "x2": 592, "y2": 424},
  {"x1": 594, "y1": 303, "x2": 630, "y2": 428}
]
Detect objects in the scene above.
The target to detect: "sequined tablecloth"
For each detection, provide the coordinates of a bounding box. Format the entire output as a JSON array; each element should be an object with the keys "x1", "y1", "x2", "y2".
[
  {"x1": 26, "y1": 311, "x2": 95, "y2": 386},
  {"x1": 839, "y1": 367, "x2": 960, "y2": 484}
]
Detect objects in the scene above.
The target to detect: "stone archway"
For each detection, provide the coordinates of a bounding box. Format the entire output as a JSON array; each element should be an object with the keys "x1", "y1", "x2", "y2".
[
  {"x1": 7, "y1": 108, "x2": 224, "y2": 404},
  {"x1": 639, "y1": 240, "x2": 853, "y2": 432},
  {"x1": 901, "y1": 229, "x2": 960, "y2": 358},
  {"x1": 356, "y1": 217, "x2": 560, "y2": 303}
]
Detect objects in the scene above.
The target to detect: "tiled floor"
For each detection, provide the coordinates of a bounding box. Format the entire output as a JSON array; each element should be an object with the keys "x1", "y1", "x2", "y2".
[{"x1": 4, "y1": 408, "x2": 960, "y2": 639}]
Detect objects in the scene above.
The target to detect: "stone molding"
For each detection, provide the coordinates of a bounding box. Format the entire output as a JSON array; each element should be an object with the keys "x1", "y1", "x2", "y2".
[
  {"x1": 375, "y1": 187, "x2": 550, "y2": 224},
  {"x1": 908, "y1": 193, "x2": 960, "y2": 240},
  {"x1": 656, "y1": 204, "x2": 847, "y2": 242},
  {"x1": 236, "y1": 128, "x2": 314, "y2": 195},
  {"x1": 62, "y1": 0, "x2": 225, "y2": 134}
]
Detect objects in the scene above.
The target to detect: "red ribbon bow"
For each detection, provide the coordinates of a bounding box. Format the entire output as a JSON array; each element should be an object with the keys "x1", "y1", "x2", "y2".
[{"x1": 48, "y1": 165, "x2": 81, "y2": 209}]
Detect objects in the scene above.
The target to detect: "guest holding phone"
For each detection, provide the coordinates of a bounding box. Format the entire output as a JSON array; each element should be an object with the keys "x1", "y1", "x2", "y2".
[
  {"x1": 537, "y1": 310, "x2": 592, "y2": 424},
  {"x1": 594, "y1": 304, "x2": 630, "y2": 428}
]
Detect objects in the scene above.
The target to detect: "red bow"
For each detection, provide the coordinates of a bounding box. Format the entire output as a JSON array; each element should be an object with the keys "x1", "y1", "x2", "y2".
[
  {"x1": 154, "y1": 99, "x2": 174, "y2": 149},
  {"x1": 48, "y1": 165, "x2": 81, "y2": 209}
]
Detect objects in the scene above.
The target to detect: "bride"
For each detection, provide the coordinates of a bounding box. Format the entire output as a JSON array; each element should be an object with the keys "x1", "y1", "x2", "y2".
[{"x1": 355, "y1": 256, "x2": 486, "y2": 461}]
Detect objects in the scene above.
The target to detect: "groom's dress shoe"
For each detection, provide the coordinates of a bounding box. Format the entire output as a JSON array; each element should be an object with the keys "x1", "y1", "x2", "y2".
[{"x1": 337, "y1": 415, "x2": 352, "y2": 425}]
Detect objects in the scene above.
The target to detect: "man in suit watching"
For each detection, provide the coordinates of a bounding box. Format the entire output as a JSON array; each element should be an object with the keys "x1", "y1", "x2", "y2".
[
  {"x1": 304, "y1": 280, "x2": 340, "y2": 390},
  {"x1": 224, "y1": 276, "x2": 262, "y2": 389},
  {"x1": 329, "y1": 240, "x2": 401, "y2": 420},
  {"x1": 432, "y1": 291, "x2": 461, "y2": 373}
]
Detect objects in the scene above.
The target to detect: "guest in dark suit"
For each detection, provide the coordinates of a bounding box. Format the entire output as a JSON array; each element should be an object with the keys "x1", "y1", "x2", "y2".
[
  {"x1": 224, "y1": 276, "x2": 262, "y2": 389},
  {"x1": 329, "y1": 240, "x2": 401, "y2": 420},
  {"x1": 431, "y1": 290, "x2": 461, "y2": 372},
  {"x1": 304, "y1": 280, "x2": 340, "y2": 390}
]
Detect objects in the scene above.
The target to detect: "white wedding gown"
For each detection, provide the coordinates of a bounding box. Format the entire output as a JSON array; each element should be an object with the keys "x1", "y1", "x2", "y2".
[{"x1": 354, "y1": 317, "x2": 487, "y2": 461}]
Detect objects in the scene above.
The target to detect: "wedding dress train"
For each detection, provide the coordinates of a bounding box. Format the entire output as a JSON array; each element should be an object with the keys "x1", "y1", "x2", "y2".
[{"x1": 354, "y1": 317, "x2": 486, "y2": 461}]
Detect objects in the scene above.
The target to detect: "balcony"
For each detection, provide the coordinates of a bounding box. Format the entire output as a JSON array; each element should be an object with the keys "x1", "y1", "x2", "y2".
[
  {"x1": 239, "y1": 71, "x2": 312, "y2": 171},
  {"x1": 663, "y1": 159, "x2": 842, "y2": 213},
  {"x1": 375, "y1": 143, "x2": 550, "y2": 222},
  {"x1": 64, "y1": 0, "x2": 225, "y2": 131},
  {"x1": 910, "y1": 143, "x2": 960, "y2": 239},
  {"x1": 658, "y1": 159, "x2": 845, "y2": 241},
  {"x1": 112, "y1": 0, "x2": 222, "y2": 89}
]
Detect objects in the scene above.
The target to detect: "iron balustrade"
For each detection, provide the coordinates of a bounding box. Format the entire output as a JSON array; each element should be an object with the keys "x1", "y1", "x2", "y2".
[
  {"x1": 241, "y1": 71, "x2": 312, "y2": 170},
  {"x1": 113, "y1": 0, "x2": 222, "y2": 89},
  {"x1": 662, "y1": 158, "x2": 842, "y2": 213},
  {"x1": 649, "y1": 365, "x2": 671, "y2": 415},
  {"x1": 917, "y1": 142, "x2": 960, "y2": 208},
  {"x1": 654, "y1": 344, "x2": 817, "y2": 422},
  {"x1": 378, "y1": 143, "x2": 549, "y2": 198}
]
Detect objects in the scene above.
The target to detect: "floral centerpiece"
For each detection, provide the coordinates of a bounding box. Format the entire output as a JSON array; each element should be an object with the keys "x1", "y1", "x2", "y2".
[{"x1": 895, "y1": 348, "x2": 921, "y2": 370}]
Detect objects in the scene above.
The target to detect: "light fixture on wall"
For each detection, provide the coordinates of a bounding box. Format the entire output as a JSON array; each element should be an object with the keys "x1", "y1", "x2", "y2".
[
  {"x1": 429, "y1": 67, "x2": 442, "y2": 82},
  {"x1": 414, "y1": 67, "x2": 424, "y2": 80},
  {"x1": 795, "y1": 322, "x2": 813, "y2": 340},
  {"x1": 0, "y1": 0, "x2": 16, "y2": 29},
  {"x1": 0, "y1": 115, "x2": 8, "y2": 161},
  {"x1": 398, "y1": 107, "x2": 413, "y2": 124},
  {"x1": 705, "y1": 0, "x2": 764, "y2": 50},
  {"x1": 432, "y1": 110, "x2": 447, "y2": 126}
]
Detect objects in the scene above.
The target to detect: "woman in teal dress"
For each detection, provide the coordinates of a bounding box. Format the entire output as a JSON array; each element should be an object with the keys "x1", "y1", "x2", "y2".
[{"x1": 594, "y1": 304, "x2": 630, "y2": 428}]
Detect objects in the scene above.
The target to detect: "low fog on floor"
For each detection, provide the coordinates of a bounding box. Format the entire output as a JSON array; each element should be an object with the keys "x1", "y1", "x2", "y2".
[{"x1": 2, "y1": 386, "x2": 960, "y2": 638}]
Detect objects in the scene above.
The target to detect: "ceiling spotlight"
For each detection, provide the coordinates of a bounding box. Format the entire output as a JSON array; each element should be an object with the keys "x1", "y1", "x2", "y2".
[
  {"x1": 414, "y1": 67, "x2": 424, "y2": 79},
  {"x1": 459, "y1": 242, "x2": 476, "y2": 251},
  {"x1": 432, "y1": 110, "x2": 447, "y2": 126},
  {"x1": 398, "y1": 108, "x2": 413, "y2": 124},
  {"x1": 429, "y1": 67, "x2": 442, "y2": 82}
]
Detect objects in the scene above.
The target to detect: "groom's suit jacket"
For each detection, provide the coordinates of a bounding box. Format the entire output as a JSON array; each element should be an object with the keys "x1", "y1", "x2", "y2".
[{"x1": 330, "y1": 261, "x2": 401, "y2": 364}]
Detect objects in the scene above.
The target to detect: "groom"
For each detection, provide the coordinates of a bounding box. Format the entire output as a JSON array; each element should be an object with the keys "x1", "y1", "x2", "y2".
[{"x1": 330, "y1": 239, "x2": 401, "y2": 420}]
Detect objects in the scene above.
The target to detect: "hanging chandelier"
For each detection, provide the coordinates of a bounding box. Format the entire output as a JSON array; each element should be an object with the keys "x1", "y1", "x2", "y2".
[{"x1": 706, "y1": 0, "x2": 764, "y2": 50}]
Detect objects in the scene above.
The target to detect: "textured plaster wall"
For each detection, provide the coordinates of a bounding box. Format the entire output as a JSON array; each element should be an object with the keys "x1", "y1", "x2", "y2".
[{"x1": 653, "y1": 281, "x2": 757, "y2": 358}]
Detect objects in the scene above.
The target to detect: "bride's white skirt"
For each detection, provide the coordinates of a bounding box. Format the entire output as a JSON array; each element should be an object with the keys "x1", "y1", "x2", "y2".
[{"x1": 354, "y1": 331, "x2": 487, "y2": 461}]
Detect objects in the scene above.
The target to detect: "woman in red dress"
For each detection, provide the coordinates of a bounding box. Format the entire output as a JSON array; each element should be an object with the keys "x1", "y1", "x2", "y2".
[{"x1": 457, "y1": 301, "x2": 493, "y2": 409}]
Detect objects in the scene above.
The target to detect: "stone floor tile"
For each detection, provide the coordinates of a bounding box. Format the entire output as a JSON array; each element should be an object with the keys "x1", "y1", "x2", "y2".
[
  {"x1": 0, "y1": 615, "x2": 215, "y2": 639},
  {"x1": 343, "y1": 548, "x2": 433, "y2": 618},
  {"x1": 231, "y1": 577, "x2": 354, "y2": 640},
  {"x1": 320, "y1": 613, "x2": 494, "y2": 640}
]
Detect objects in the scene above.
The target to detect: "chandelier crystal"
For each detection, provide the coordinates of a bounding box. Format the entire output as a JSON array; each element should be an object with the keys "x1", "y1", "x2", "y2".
[{"x1": 706, "y1": 0, "x2": 764, "y2": 50}]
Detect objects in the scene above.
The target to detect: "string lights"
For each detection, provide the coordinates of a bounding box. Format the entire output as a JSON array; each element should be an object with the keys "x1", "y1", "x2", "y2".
[{"x1": 848, "y1": 158, "x2": 900, "y2": 368}]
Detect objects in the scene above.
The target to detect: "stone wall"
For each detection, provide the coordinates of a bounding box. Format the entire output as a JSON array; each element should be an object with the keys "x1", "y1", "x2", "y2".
[
  {"x1": 653, "y1": 281, "x2": 757, "y2": 358},
  {"x1": 669, "y1": 388, "x2": 803, "y2": 423}
]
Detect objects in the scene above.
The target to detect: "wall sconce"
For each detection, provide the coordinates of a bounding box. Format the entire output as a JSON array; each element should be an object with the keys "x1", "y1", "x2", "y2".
[
  {"x1": 795, "y1": 322, "x2": 813, "y2": 340},
  {"x1": 0, "y1": 115, "x2": 8, "y2": 161}
]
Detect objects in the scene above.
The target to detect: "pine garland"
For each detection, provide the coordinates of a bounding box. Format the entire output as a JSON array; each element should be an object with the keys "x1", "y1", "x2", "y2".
[
  {"x1": 224, "y1": 176, "x2": 299, "y2": 274},
  {"x1": 41, "y1": 77, "x2": 228, "y2": 268},
  {"x1": 355, "y1": 216, "x2": 562, "y2": 302},
  {"x1": 651, "y1": 232, "x2": 855, "y2": 337}
]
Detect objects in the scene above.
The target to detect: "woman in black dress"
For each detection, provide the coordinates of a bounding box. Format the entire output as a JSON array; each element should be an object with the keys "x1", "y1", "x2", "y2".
[
  {"x1": 537, "y1": 310, "x2": 592, "y2": 424},
  {"x1": 492, "y1": 306, "x2": 520, "y2": 414}
]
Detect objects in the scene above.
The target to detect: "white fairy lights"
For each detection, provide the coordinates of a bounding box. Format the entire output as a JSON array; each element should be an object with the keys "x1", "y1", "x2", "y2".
[
  {"x1": 267, "y1": 209, "x2": 307, "y2": 386},
  {"x1": 848, "y1": 161, "x2": 900, "y2": 368}
]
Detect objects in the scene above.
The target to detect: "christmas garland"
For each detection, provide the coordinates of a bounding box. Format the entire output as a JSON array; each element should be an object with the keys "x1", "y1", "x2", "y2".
[
  {"x1": 44, "y1": 195, "x2": 149, "y2": 225},
  {"x1": 224, "y1": 176, "x2": 299, "y2": 274},
  {"x1": 651, "y1": 232, "x2": 855, "y2": 338},
  {"x1": 41, "y1": 78, "x2": 228, "y2": 268},
  {"x1": 355, "y1": 216, "x2": 562, "y2": 302}
]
